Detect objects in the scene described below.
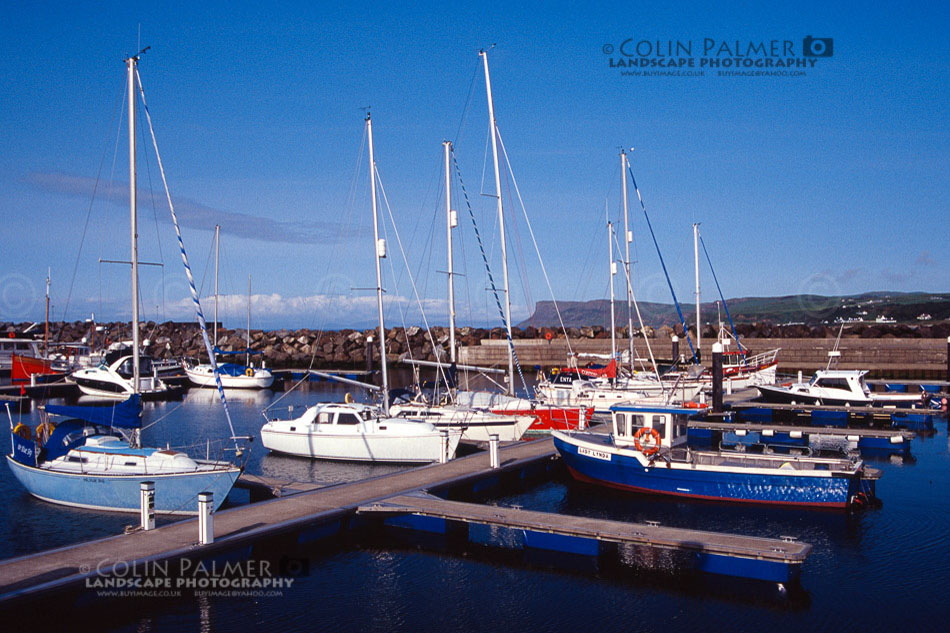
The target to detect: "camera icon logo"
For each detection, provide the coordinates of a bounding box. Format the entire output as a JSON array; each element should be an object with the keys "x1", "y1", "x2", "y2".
[{"x1": 803, "y1": 36, "x2": 833, "y2": 57}]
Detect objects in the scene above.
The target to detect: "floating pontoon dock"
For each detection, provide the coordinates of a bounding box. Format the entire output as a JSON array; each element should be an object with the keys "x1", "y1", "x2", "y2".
[{"x1": 0, "y1": 433, "x2": 811, "y2": 606}]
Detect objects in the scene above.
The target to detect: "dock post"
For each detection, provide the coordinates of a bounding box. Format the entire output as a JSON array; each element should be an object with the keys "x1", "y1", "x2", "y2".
[
  {"x1": 140, "y1": 481, "x2": 155, "y2": 531},
  {"x1": 489, "y1": 434, "x2": 500, "y2": 469},
  {"x1": 671, "y1": 335, "x2": 679, "y2": 365},
  {"x1": 726, "y1": 377, "x2": 733, "y2": 396},
  {"x1": 439, "y1": 430, "x2": 449, "y2": 464},
  {"x1": 712, "y1": 342, "x2": 723, "y2": 413},
  {"x1": 198, "y1": 492, "x2": 213, "y2": 545}
]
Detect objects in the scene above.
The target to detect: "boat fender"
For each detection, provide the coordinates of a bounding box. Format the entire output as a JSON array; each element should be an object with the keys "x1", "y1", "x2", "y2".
[
  {"x1": 683, "y1": 401, "x2": 706, "y2": 409},
  {"x1": 634, "y1": 427, "x2": 662, "y2": 456},
  {"x1": 12, "y1": 423, "x2": 32, "y2": 441},
  {"x1": 344, "y1": 392, "x2": 354, "y2": 404}
]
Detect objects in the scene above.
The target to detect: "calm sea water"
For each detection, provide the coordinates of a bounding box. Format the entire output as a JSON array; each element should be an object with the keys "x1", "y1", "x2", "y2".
[{"x1": 2, "y1": 380, "x2": 948, "y2": 632}]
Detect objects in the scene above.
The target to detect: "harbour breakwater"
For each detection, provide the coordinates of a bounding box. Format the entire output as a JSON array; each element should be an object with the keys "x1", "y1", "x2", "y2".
[{"x1": 11, "y1": 320, "x2": 949, "y2": 376}]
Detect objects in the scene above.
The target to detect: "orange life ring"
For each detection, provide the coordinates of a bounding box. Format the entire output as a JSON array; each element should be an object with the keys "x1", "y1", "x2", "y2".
[
  {"x1": 544, "y1": 332, "x2": 553, "y2": 341},
  {"x1": 634, "y1": 427, "x2": 662, "y2": 455}
]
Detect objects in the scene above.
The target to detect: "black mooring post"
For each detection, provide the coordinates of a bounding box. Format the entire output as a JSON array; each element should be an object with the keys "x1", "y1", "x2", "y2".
[
  {"x1": 712, "y1": 342, "x2": 723, "y2": 413},
  {"x1": 671, "y1": 335, "x2": 680, "y2": 366}
]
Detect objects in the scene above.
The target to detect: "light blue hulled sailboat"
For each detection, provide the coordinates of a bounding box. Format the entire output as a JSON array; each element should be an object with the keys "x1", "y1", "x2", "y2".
[
  {"x1": 7, "y1": 396, "x2": 239, "y2": 514},
  {"x1": 6, "y1": 51, "x2": 246, "y2": 515}
]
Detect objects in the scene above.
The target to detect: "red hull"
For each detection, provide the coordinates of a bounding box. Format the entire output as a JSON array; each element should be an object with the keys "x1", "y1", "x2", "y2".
[
  {"x1": 491, "y1": 405, "x2": 594, "y2": 434},
  {"x1": 11, "y1": 354, "x2": 62, "y2": 383}
]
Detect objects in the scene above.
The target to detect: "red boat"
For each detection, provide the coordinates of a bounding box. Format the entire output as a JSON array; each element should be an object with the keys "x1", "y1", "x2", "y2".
[
  {"x1": 454, "y1": 390, "x2": 594, "y2": 436},
  {"x1": 491, "y1": 404, "x2": 594, "y2": 435},
  {"x1": 11, "y1": 353, "x2": 64, "y2": 383}
]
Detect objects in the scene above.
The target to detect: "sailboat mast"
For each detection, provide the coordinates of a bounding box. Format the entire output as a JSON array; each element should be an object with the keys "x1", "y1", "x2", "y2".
[
  {"x1": 608, "y1": 221, "x2": 616, "y2": 363},
  {"x1": 366, "y1": 113, "x2": 389, "y2": 412},
  {"x1": 621, "y1": 150, "x2": 635, "y2": 372},
  {"x1": 44, "y1": 268, "x2": 50, "y2": 357},
  {"x1": 444, "y1": 140, "x2": 457, "y2": 364},
  {"x1": 480, "y1": 50, "x2": 514, "y2": 395},
  {"x1": 693, "y1": 223, "x2": 701, "y2": 362},
  {"x1": 127, "y1": 54, "x2": 140, "y2": 393},
  {"x1": 213, "y1": 224, "x2": 219, "y2": 348},
  {"x1": 247, "y1": 274, "x2": 251, "y2": 368}
]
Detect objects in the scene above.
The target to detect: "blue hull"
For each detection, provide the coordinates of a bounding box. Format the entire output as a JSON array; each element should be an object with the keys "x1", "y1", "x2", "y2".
[
  {"x1": 554, "y1": 434, "x2": 860, "y2": 508},
  {"x1": 6, "y1": 456, "x2": 239, "y2": 515}
]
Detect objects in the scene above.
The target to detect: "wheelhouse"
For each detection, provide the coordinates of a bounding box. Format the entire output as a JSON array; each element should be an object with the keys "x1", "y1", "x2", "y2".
[{"x1": 609, "y1": 404, "x2": 696, "y2": 450}]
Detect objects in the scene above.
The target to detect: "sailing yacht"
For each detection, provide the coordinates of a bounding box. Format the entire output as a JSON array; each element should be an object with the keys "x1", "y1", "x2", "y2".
[
  {"x1": 261, "y1": 113, "x2": 462, "y2": 463},
  {"x1": 185, "y1": 243, "x2": 273, "y2": 389},
  {"x1": 535, "y1": 153, "x2": 704, "y2": 413},
  {"x1": 7, "y1": 52, "x2": 242, "y2": 514}
]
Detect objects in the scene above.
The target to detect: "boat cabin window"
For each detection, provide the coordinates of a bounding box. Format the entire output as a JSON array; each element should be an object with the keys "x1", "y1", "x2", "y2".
[
  {"x1": 616, "y1": 413, "x2": 628, "y2": 436},
  {"x1": 652, "y1": 415, "x2": 667, "y2": 440},
  {"x1": 616, "y1": 413, "x2": 646, "y2": 437},
  {"x1": 116, "y1": 358, "x2": 133, "y2": 377},
  {"x1": 674, "y1": 421, "x2": 687, "y2": 439},
  {"x1": 815, "y1": 378, "x2": 850, "y2": 391},
  {"x1": 317, "y1": 412, "x2": 331, "y2": 424},
  {"x1": 336, "y1": 413, "x2": 361, "y2": 425}
]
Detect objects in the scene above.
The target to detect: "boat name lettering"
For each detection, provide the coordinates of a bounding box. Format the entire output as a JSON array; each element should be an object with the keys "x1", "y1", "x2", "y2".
[{"x1": 578, "y1": 446, "x2": 611, "y2": 461}]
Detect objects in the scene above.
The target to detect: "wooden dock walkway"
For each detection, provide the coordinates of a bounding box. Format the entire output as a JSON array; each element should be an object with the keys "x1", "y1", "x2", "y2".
[
  {"x1": 360, "y1": 492, "x2": 811, "y2": 565},
  {"x1": 232, "y1": 473, "x2": 324, "y2": 500}
]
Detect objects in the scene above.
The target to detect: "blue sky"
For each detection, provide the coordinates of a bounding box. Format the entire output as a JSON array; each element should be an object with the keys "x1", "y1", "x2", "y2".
[{"x1": 0, "y1": 1, "x2": 946, "y2": 329}]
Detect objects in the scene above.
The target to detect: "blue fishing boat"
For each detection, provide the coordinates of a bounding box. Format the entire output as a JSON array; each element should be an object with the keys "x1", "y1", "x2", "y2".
[
  {"x1": 7, "y1": 396, "x2": 239, "y2": 514},
  {"x1": 553, "y1": 404, "x2": 879, "y2": 508}
]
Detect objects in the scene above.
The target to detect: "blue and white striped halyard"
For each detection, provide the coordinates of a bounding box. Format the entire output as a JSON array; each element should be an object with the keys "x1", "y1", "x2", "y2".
[
  {"x1": 451, "y1": 151, "x2": 529, "y2": 395},
  {"x1": 134, "y1": 69, "x2": 241, "y2": 454},
  {"x1": 627, "y1": 163, "x2": 698, "y2": 363}
]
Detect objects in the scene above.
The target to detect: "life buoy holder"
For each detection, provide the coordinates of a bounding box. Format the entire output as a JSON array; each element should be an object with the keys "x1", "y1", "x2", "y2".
[
  {"x1": 12, "y1": 423, "x2": 32, "y2": 441},
  {"x1": 245, "y1": 368, "x2": 254, "y2": 377},
  {"x1": 634, "y1": 427, "x2": 662, "y2": 456},
  {"x1": 35, "y1": 421, "x2": 56, "y2": 446}
]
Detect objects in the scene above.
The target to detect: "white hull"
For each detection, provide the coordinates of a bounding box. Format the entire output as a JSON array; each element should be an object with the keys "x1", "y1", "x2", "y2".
[
  {"x1": 261, "y1": 427, "x2": 459, "y2": 462},
  {"x1": 536, "y1": 381, "x2": 702, "y2": 412},
  {"x1": 260, "y1": 403, "x2": 463, "y2": 463},
  {"x1": 185, "y1": 365, "x2": 274, "y2": 389},
  {"x1": 389, "y1": 403, "x2": 533, "y2": 442}
]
